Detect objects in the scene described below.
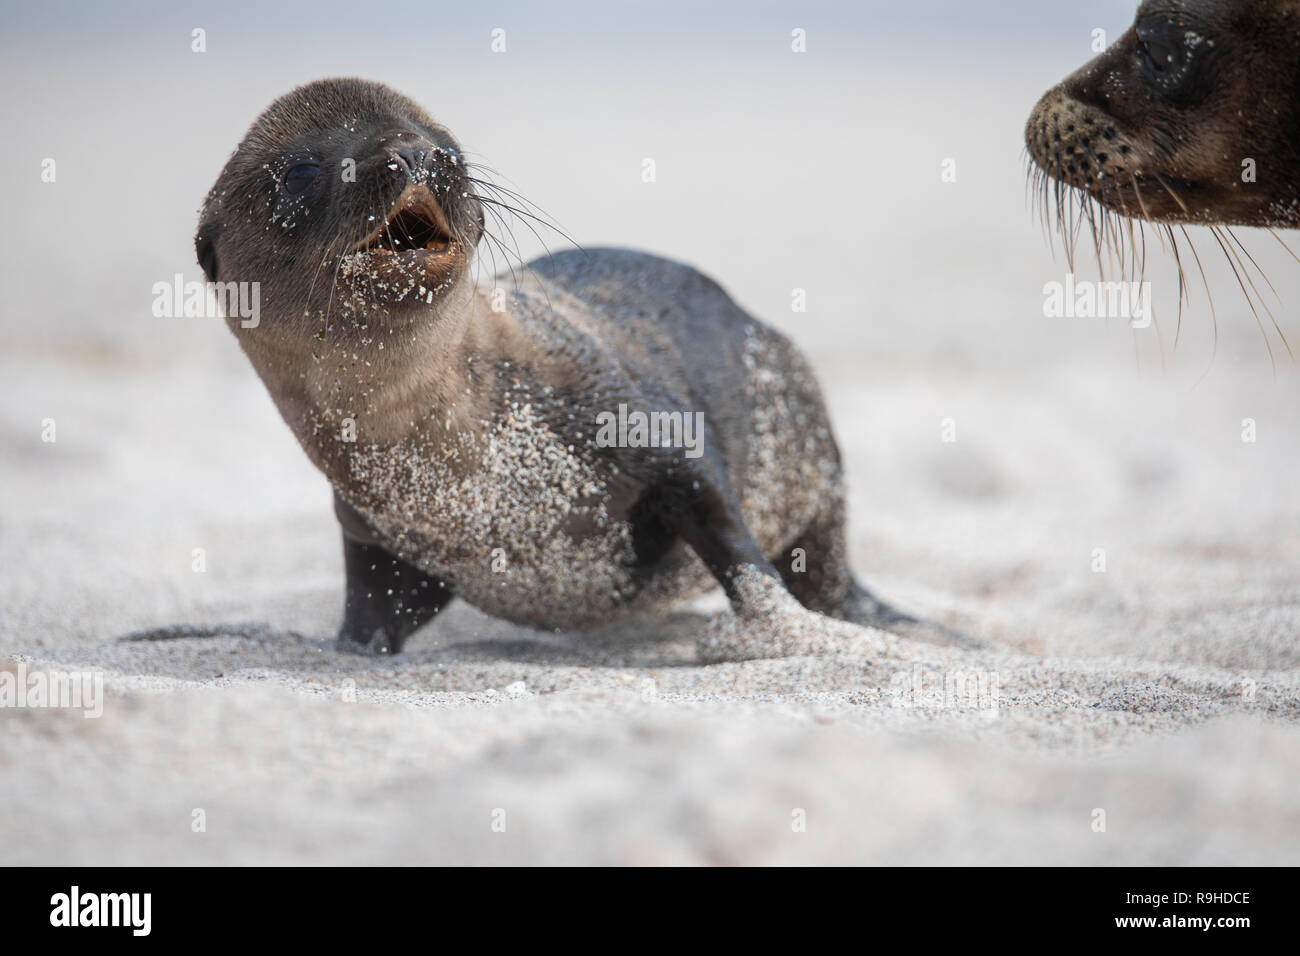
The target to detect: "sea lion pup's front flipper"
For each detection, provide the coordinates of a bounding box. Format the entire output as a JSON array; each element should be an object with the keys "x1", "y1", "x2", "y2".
[{"x1": 333, "y1": 493, "x2": 455, "y2": 655}]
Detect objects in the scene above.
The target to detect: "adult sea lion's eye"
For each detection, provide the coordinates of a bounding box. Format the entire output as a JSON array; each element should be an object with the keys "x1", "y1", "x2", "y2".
[
  {"x1": 1136, "y1": 24, "x2": 1186, "y2": 76},
  {"x1": 282, "y1": 162, "x2": 320, "y2": 195}
]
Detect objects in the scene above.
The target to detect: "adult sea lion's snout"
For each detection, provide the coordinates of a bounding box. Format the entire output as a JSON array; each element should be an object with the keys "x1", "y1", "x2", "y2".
[{"x1": 1026, "y1": 0, "x2": 1300, "y2": 229}]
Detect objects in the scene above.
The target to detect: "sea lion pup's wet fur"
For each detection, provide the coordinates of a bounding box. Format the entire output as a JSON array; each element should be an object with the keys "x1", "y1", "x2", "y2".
[
  {"x1": 1026, "y1": 0, "x2": 1300, "y2": 228},
  {"x1": 197, "y1": 78, "x2": 962, "y2": 659}
]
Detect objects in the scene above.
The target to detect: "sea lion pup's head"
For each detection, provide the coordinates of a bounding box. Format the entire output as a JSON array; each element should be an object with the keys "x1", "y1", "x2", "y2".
[
  {"x1": 1026, "y1": 0, "x2": 1300, "y2": 228},
  {"x1": 196, "y1": 78, "x2": 484, "y2": 330}
]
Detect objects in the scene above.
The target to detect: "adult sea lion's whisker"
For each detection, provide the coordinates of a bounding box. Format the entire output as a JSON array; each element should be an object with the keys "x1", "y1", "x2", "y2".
[
  {"x1": 1163, "y1": 224, "x2": 1187, "y2": 349},
  {"x1": 1267, "y1": 227, "x2": 1300, "y2": 266},
  {"x1": 1225, "y1": 227, "x2": 1280, "y2": 301},
  {"x1": 1223, "y1": 227, "x2": 1293, "y2": 360},
  {"x1": 1209, "y1": 225, "x2": 1277, "y2": 370},
  {"x1": 1179, "y1": 225, "x2": 1218, "y2": 352}
]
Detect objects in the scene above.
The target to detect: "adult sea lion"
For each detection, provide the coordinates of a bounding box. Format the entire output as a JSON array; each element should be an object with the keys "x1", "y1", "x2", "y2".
[{"x1": 1026, "y1": 0, "x2": 1300, "y2": 229}]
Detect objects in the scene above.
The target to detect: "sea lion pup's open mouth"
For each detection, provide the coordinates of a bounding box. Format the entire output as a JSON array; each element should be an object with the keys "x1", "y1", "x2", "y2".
[
  {"x1": 351, "y1": 185, "x2": 454, "y2": 256},
  {"x1": 341, "y1": 183, "x2": 463, "y2": 293}
]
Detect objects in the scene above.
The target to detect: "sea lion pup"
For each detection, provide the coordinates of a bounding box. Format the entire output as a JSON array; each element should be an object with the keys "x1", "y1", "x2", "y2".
[
  {"x1": 1026, "y1": 0, "x2": 1300, "y2": 230},
  {"x1": 196, "y1": 78, "x2": 966, "y2": 659}
]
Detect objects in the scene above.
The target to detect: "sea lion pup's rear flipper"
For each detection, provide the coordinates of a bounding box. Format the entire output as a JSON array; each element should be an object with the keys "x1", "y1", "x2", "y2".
[
  {"x1": 676, "y1": 471, "x2": 983, "y2": 661},
  {"x1": 832, "y1": 588, "x2": 985, "y2": 651},
  {"x1": 333, "y1": 493, "x2": 455, "y2": 655},
  {"x1": 776, "y1": 494, "x2": 984, "y2": 651}
]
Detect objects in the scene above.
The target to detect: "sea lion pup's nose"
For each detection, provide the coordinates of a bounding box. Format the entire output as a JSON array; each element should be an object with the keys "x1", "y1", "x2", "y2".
[{"x1": 383, "y1": 132, "x2": 437, "y2": 180}]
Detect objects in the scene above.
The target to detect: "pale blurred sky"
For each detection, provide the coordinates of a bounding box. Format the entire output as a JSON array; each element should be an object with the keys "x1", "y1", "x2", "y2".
[{"x1": 1, "y1": 1, "x2": 1141, "y2": 61}]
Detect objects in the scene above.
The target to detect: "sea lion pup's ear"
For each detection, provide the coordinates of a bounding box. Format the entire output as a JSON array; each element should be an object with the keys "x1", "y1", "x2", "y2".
[{"x1": 195, "y1": 222, "x2": 220, "y2": 284}]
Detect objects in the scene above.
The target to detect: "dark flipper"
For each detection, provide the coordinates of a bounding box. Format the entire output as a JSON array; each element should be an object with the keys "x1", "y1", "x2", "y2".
[
  {"x1": 662, "y1": 467, "x2": 787, "y2": 614},
  {"x1": 777, "y1": 494, "x2": 985, "y2": 650},
  {"x1": 335, "y1": 493, "x2": 454, "y2": 654}
]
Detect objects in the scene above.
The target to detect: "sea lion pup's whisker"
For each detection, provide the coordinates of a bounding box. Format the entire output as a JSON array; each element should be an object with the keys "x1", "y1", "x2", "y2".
[
  {"x1": 464, "y1": 172, "x2": 558, "y2": 224},
  {"x1": 322, "y1": 219, "x2": 354, "y2": 331},
  {"x1": 300, "y1": 233, "x2": 341, "y2": 323},
  {"x1": 473, "y1": 197, "x2": 561, "y2": 308},
  {"x1": 1126, "y1": 216, "x2": 1142, "y2": 287},
  {"x1": 464, "y1": 169, "x2": 583, "y2": 298},
  {"x1": 1209, "y1": 225, "x2": 1277, "y2": 372},
  {"x1": 310, "y1": 236, "x2": 359, "y2": 332},
  {"x1": 1139, "y1": 220, "x2": 1150, "y2": 282},
  {"x1": 462, "y1": 159, "x2": 560, "y2": 219},
  {"x1": 470, "y1": 199, "x2": 563, "y2": 322},
  {"x1": 475, "y1": 204, "x2": 572, "y2": 293},
  {"x1": 471, "y1": 189, "x2": 585, "y2": 258},
  {"x1": 471, "y1": 195, "x2": 579, "y2": 319},
  {"x1": 1128, "y1": 212, "x2": 1143, "y2": 286},
  {"x1": 478, "y1": 214, "x2": 525, "y2": 293},
  {"x1": 462, "y1": 170, "x2": 581, "y2": 249},
  {"x1": 319, "y1": 183, "x2": 377, "y2": 331},
  {"x1": 480, "y1": 203, "x2": 546, "y2": 288},
  {"x1": 462, "y1": 172, "x2": 560, "y2": 231},
  {"x1": 474, "y1": 193, "x2": 563, "y2": 256}
]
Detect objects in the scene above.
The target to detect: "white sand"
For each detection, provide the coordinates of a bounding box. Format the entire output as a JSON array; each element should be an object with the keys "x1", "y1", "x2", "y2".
[{"x1": 1, "y1": 32, "x2": 1298, "y2": 864}]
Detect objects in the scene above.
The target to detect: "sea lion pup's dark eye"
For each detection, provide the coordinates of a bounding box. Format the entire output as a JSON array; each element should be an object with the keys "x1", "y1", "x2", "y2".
[
  {"x1": 1136, "y1": 23, "x2": 1187, "y2": 76},
  {"x1": 282, "y1": 161, "x2": 320, "y2": 195}
]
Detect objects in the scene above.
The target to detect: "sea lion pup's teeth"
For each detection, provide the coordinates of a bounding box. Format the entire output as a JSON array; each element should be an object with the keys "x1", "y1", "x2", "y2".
[
  {"x1": 348, "y1": 185, "x2": 454, "y2": 257},
  {"x1": 196, "y1": 77, "x2": 962, "y2": 659}
]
